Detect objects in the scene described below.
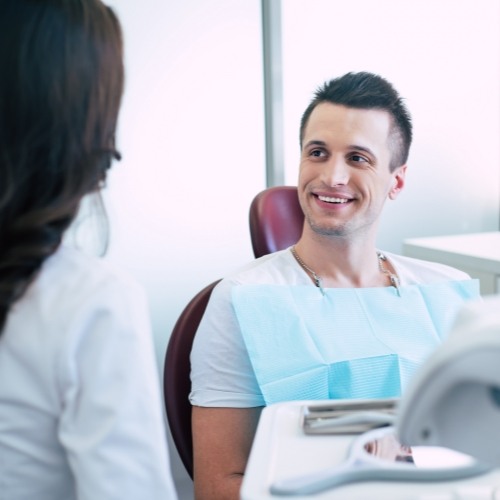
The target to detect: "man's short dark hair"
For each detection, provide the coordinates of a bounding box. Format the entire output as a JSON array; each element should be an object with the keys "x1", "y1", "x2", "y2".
[{"x1": 299, "y1": 72, "x2": 412, "y2": 171}]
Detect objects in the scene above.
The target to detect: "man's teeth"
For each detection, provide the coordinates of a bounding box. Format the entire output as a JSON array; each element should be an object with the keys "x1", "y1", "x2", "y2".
[{"x1": 318, "y1": 195, "x2": 349, "y2": 204}]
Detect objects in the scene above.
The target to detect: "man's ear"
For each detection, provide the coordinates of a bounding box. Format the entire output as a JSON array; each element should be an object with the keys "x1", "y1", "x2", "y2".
[{"x1": 388, "y1": 165, "x2": 407, "y2": 200}]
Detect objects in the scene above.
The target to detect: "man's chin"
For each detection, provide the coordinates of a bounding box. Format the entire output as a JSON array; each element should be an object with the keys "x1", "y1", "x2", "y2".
[{"x1": 307, "y1": 219, "x2": 349, "y2": 238}]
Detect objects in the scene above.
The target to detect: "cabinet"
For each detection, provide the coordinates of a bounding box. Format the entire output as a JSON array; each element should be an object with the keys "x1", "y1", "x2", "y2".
[{"x1": 403, "y1": 232, "x2": 500, "y2": 296}]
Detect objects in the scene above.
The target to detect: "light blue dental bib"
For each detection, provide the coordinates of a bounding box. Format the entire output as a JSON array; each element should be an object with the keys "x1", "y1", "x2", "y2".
[{"x1": 232, "y1": 280, "x2": 479, "y2": 405}]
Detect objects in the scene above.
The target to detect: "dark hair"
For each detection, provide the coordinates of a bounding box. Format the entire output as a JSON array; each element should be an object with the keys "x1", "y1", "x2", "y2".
[
  {"x1": 299, "y1": 72, "x2": 412, "y2": 171},
  {"x1": 0, "y1": 0, "x2": 124, "y2": 332}
]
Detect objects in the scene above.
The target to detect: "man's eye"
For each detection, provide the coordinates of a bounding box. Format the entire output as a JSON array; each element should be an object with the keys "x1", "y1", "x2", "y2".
[
  {"x1": 310, "y1": 149, "x2": 325, "y2": 157},
  {"x1": 350, "y1": 154, "x2": 368, "y2": 163}
]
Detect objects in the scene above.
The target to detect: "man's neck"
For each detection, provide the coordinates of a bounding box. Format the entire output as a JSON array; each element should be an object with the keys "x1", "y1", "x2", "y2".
[{"x1": 293, "y1": 232, "x2": 386, "y2": 289}]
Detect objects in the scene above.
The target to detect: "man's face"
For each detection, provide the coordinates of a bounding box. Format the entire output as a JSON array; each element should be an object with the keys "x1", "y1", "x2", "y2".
[{"x1": 298, "y1": 102, "x2": 406, "y2": 240}]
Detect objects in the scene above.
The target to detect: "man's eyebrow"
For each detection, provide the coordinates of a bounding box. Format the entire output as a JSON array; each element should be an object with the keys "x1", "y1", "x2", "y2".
[
  {"x1": 303, "y1": 140, "x2": 327, "y2": 149},
  {"x1": 349, "y1": 144, "x2": 376, "y2": 157}
]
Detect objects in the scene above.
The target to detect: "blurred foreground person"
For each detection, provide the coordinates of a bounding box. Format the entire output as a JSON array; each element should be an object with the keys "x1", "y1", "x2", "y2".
[{"x1": 0, "y1": 1, "x2": 177, "y2": 498}]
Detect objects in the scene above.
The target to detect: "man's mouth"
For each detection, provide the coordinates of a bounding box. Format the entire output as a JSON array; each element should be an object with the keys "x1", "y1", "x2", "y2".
[{"x1": 317, "y1": 195, "x2": 350, "y2": 204}]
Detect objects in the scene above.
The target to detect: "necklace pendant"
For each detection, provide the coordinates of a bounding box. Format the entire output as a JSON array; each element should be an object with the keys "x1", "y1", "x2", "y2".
[
  {"x1": 291, "y1": 246, "x2": 325, "y2": 296},
  {"x1": 390, "y1": 275, "x2": 401, "y2": 296},
  {"x1": 314, "y1": 276, "x2": 325, "y2": 296}
]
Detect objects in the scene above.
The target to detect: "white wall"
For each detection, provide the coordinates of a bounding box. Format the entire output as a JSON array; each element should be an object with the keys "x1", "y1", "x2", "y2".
[
  {"x1": 281, "y1": 0, "x2": 500, "y2": 252},
  {"x1": 102, "y1": 0, "x2": 265, "y2": 496}
]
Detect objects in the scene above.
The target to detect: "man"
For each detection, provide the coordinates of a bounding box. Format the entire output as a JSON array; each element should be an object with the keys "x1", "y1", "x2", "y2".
[{"x1": 189, "y1": 72, "x2": 479, "y2": 499}]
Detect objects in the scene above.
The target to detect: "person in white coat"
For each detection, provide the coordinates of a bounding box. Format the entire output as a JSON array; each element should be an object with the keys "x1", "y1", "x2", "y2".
[{"x1": 0, "y1": 1, "x2": 178, "y2": 499}]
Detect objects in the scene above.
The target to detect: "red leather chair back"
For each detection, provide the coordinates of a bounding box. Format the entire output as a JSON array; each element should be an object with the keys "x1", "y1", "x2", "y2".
[
  {"x1": 164, "y1": 187, "x2": 302, "y2": 478},
  {"x1": 163, "y1": 279, "x2": 220, "y2": 479},
  {"x1": 249, "y1": 186, "x2": 304, "y2": 258}
]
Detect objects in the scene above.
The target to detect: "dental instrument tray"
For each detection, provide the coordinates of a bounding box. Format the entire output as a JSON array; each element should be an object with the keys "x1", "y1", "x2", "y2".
[{"x1": 302, "y1": 398, "x2": 399, "y2": 435}]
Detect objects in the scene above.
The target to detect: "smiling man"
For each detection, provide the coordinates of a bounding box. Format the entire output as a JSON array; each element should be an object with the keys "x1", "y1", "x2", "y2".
[
  {"x1": 298, "y1": 103, "x2": 403, "y2": 242},
  {"x1": 189, "y1": 72, "x2": 479, "y2": 500}
]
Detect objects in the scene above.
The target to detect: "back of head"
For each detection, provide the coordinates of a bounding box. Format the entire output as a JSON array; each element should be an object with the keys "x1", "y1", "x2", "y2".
[
  {"x1": 0, "y1": 0, "x2": 124, "y2": 331},
  {"x1": 299, "y1": 72, "x2": 412, "y2": 171}
]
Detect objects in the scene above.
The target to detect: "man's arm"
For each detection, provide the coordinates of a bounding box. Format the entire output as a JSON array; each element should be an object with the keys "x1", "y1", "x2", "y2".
[{"x1": 192, "y1": 406, "x2": 263, "y2": 500}]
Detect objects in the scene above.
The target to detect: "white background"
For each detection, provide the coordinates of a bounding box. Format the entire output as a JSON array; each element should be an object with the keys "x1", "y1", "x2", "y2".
[
  {"x1": 104, "y1": 0, "x2": 265, "y2": 495},
  {"x1": 92, "y1": 1, "x2": 500, "y2": 497},
  {"x1": 282, "y1": 0, "x2": 500, "y2": 251}
]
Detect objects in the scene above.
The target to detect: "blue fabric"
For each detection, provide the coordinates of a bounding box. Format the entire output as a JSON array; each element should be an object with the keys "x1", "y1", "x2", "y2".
[{"x1": 232, "y1": 280, "x2": 479, "y2": 405}]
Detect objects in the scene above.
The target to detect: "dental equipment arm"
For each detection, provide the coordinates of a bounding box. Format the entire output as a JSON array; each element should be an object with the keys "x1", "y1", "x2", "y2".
[{"x1": 397, "y1": 296, "x2": 500, "y2": 466}]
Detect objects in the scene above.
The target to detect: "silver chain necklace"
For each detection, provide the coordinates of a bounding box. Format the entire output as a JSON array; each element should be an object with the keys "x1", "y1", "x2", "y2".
[
  {"x1": 290, "y1": 246, "x2": 324, "y2": 294},
  {"x1": 377, "y1": 251, "x2": 401, "y2": 291},
  {"x1": 290, "y1": 246, "x2": 400, "y2": 296}
]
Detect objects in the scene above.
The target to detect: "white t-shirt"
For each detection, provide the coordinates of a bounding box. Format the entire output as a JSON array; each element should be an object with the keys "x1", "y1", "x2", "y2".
[
  {"x1": 0, "y1": 246, "x2": 178, "y2": 500},
  {"x1": 189, "y1": 248, "x2": 472, "y2": 408}
]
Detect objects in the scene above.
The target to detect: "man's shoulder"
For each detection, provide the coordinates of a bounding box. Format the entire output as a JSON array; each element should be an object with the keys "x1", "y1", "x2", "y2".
[
  {"x1": 385, "y1": 251, "x2": 471, "y2": 284},
  {"x1": 213, "y1": 248, "x2": 312, "y2": 298},
  {"x1": 224, "y1": 248, "x2": 297, "y2": 285}
]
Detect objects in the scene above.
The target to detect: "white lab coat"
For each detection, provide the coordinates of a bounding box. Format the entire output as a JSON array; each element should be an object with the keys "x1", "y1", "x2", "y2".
[{"x1": 0, "y1": 246, "x2": 178, "y2": 499}]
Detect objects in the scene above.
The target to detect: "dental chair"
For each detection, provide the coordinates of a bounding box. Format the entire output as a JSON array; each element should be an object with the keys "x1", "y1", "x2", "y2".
[
  {"x1": 163, "y1": 280, "x2": 220, "y2": 479},
  {"x1": 249, "y1": 185, "x2": 304, "y2": 258},
  {"x1": 163, "y1": 187, "x2": 304, "y2": 479}
]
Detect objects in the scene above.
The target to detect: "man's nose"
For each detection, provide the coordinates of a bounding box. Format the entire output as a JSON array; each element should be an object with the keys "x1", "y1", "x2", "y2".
[{"x1": 322, "y1": 156, "x2": 350, "y2": 186}]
